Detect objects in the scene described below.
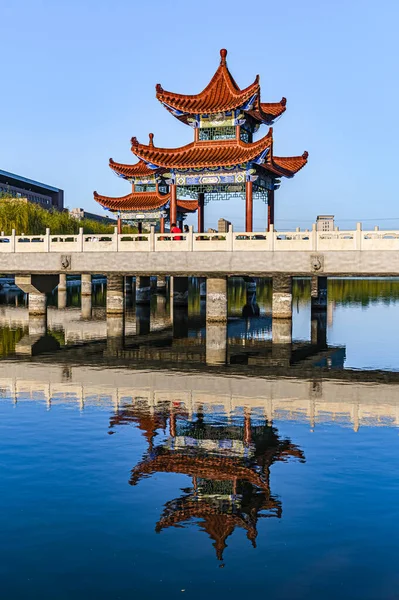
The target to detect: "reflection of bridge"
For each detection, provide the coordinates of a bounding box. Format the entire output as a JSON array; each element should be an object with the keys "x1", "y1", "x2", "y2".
[{"x1": 2, "y1": 362, "x2": 399, "y2": 431}]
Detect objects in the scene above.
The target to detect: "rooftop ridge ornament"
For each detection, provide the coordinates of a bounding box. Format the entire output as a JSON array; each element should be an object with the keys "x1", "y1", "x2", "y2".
[
  {"x1": 220, "y1": 48, "x2": 227, "y2": 64},
  {"x1": 149, "y1": 133, "x2": 154, "y2": 147}
]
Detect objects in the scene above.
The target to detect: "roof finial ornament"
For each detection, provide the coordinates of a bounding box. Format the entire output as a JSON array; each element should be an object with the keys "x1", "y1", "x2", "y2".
[
  {"x1": 156, "y1": 83, "x2": 163, "y2": 93},
  {"x1": 302, "y1": 151, "x2": 309, "y2": 159},
  {"x1": 131, "y1": 136, "x2": 138, "y2": 147},
  {"x1": 149, "y1": 133, "x2": 154, "y2": 147},
  {"x1": 220, "y1": 48, "x2": 227, "y2": 64}
]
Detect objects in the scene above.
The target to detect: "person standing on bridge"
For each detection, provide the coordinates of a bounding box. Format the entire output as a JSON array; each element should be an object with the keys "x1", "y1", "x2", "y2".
[{"x1": 171, "y1": 223, "x2": 182, "y2": 241}]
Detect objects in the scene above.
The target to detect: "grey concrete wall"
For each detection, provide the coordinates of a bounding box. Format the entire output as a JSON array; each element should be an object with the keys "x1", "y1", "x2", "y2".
[{"x1": 4, "y1": 250, "x2": 399, "y2": 276}]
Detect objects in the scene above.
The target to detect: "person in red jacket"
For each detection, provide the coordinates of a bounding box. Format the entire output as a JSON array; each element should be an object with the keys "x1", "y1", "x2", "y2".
[{"x1": 171, "y1": 223, "x2": 182, "y2": 241}]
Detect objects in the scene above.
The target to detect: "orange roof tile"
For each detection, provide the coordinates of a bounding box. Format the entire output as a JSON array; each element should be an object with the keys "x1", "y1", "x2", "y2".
[
  {"x1": 130, "y1": 129, "x2": 273, "y2": 169},
  {"x1": 271, "y1": 152, "x2": 309, "y2": 177},
  {"x1": 93, "y1": 190, "x2": 169, "y2": 211},
  {"x1": 156, "y1": 49, "x2": 259, "y2": 118},
  {"x1": 249, "y1": 96, "x2": 287, "y2": 124},
  {"x1": 93, "y1": 191, "x2": 198, "y2": 213},
  {"x1": 109, "y1": 158, "x2": 159, "y2": 179}
]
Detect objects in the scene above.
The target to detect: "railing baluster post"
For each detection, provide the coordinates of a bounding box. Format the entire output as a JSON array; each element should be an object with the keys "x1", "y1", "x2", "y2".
[
  {"x1": 311, "y1": 223, "x2": 317, "y2": 251},
  {"x1": 150, "y1": 226, "x2": 155, "y2": 251},
  {"x1": 45, "y1": 228, "x2": 50, "y2": 252},
  {"x1": 355, "y1": 222, "x2": 362, "y2": 251},
  {"x1": 188, "y1": 225, "x2": 193, "y2": 251},
  {"x1": 11, "y1": 229, "x2": 15, "y2": 253},
  {"x1": 228, "y1": 224, "x2": 233, "y2": 251},
  {"x1": 79, "y1": 227, "x2": 83, "y2": 252},
  {"x1": 270, "y1": 224, "x2": 275, "y2": 252}
]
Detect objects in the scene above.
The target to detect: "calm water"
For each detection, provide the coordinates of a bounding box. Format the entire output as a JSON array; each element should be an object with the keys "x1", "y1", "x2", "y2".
[{"x1": 1, "y1": 277, "x2": 399, "y2": 598}]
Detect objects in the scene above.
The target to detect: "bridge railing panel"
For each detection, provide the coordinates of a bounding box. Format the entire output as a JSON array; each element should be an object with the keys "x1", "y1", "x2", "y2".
[
  {"x1": 316, "y1": 232, "x2": 356, "y2": 251},
  {"x1": 274, "y1": 232, "x2": 313, "y2": 252},
  {"x1": 232, "y1": 233, "x2": 269, "y2": 251},
  {"x1": 361, "y1": 232, "x2": 399, "y2": 251},
  {"x1": 15, "y1": 234, "x2": 48, "y2": 252},
  {"x1": 193, "y1": 232, "x2": 229, "y2": 251},
  {"x1": 155, "y1": 233, "x2": 190, "y2": 251},
  {"x1": 0, "y1": 235, "x2": 13, "y2": 252},
  {"x1": 50, "y1": 235, "x2": 81, "y2": 253},
  {"x1": 82, "y1": 235, "x2": 116, "y2": 252},
  {"x1": 118, "y1": 234, "x2": 151, "y2": 252}
]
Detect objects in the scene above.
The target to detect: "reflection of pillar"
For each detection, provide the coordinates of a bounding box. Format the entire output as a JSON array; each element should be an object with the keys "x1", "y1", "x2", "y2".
[
  {"x1": 156, "y1": 276, "x2": 167, "y2": 293},
  {"x1": 206, "y1": 321, "x2": 227, "y2": 366},
  {"x1": 106, "y1": 275, "x2": 124, "y2": 314},
  {"x1": 136, "y1": 276, "x2": 151, "y2": 304},
  {"x1": 245, "y1": 180, "x2": 253, "y2": 232},
  {"x1": 107, "y1": 313, "x2": 125, "y2": 352},
  {"x1": 29, "y1": 292, "x2": 47, "y2": 316},
  {"x1": 170, "y1": 183, "x2": 177, "y2": 225},
  {"x1": 311, "y1": 276, "x2": 327, "y2": 347},
  {"x1": 272, "y1": 319, "x2": 292, "y2": 344},
  {"x1": 136, "y1": 304, "x2": 151, "y2": 336},
  {"x1": 311, "y1": 276, "x2": 328, "y2": 311},
  {"x1": 173, "y1": 306, "x2": 188, "y2": 339},
  {"x1": 267, "y1": 188, "x2": 275, "y2": 231},
  {"x1": 29, "y1": 314, "x2": 47, "y2": 337},
  {"x1": 272, "y1": 275, "x2": 292, "y2": 319},
  {"x1": 173, "y1": 277, "x2": 189, "y2": 307},
  {"x1": 81, "y1": 295, "x2": 92, "y2": 320},
  {"x1": 124, "y1": 276, "x2": 133, "y2": 295},
  {"x1": 206, "y1": 277, "x2": 227, "y2": 322},
  {"x1": 58, "y1": 273, "x2": 67, "y2": 310},
  {"x1": 198, "y1": 192, "x2": 204, "y2": 233}
]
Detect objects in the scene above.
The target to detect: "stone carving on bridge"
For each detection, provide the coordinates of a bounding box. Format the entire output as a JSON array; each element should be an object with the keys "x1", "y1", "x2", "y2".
[
  {"x1": 311, "y1": 255, "x2": 324, "y2": 272},
  {"x1": 61, "y1": 255, "x2": 71, "y2": 271}
]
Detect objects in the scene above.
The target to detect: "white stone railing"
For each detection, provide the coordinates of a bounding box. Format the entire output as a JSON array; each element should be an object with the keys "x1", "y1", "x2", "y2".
[{"x1": 0, "y1": 224, "x2": 398, "y2": 252}]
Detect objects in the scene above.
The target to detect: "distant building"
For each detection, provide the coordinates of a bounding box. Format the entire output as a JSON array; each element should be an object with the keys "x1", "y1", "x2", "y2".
[
  {"x1": 316, "y1": 215, "x2": 335, "y2": 232},
  {"x1": 218, "y1": 218, "x2": 231, "y2": 233},
  {"x1": 70, "y1": 207, "x2": 117, "y2": 225},
  {"x1": 0, "y1": 169, "x2": 63, "y2": 211}
]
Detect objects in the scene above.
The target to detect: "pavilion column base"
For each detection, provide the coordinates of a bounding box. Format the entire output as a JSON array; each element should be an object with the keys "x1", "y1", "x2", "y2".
[
  {"x1": 136, "y1": 276, "x2": 151, "y2": 304},
  {"x1": 206, "y1": 277, "x2": 227, "y2": 323},
  {"x1": 173, "y1": 277, "x2": 189, "y2": 307},
  {"x1": 106, "y1": 275, "x2": 124, "y2": 315},
  {"x1": 272, "y1": 275, "x2": 292, "y2": 319}
]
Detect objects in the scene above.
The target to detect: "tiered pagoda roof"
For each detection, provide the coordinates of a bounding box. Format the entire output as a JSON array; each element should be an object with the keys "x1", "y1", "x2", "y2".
[
  {"x1": 94, "y1": 48, "x2": 307, "y2": 218},
  {"x1": 156, "y1": 49, "x2": 286, "y2": 126},
  {"x1": 130, "y1": 129, "x2": 307, "y2": 177},
  {"x1": 94, "y1": 190, "x2": 198, "y2": 212}
]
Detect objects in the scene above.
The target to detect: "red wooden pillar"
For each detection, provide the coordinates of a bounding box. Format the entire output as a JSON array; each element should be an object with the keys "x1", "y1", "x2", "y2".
[
  {"x1": 198, "y1": 192, "x2": 205, "y2": 233},
  {"x1": 170, "y1": 183, "x2": 177, "y2": 226},
  {"x1": 268, "y1": 188, "x2": 275, "y2": 231},
  {"x1": 245, "y1": 180, "x2": 253, "y2": 232},
  {"x1": 160, "y1": 216, "x2": 165, "y2": 233},
  {"x1": 117, "y1": 216, "x2": 122, "y2": 234}
]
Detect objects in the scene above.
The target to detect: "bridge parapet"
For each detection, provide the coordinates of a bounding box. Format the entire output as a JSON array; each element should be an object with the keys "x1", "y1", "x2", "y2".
[{"x1": 1, "y1": 224, "x2": 399, "y2": 254}]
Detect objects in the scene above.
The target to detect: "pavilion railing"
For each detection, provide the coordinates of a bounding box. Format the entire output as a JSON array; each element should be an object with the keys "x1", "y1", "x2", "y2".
[{"x1": 0, "y1": 224, "x2": 397, "y2": 252}]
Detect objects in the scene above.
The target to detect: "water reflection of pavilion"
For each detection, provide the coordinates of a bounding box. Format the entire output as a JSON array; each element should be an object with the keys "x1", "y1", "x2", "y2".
[{"x1": 111, "y1": 406, "x2": 304, "y2": 561}]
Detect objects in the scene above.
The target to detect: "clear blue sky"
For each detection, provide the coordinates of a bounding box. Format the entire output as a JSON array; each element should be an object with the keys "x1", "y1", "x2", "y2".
[{"x1": 2, "y1": 0, "x2": 399, "y2": 231}]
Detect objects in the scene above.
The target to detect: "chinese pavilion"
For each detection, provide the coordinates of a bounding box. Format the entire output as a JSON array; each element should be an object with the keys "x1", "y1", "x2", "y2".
[
  {"x1": 94, "y1": 49, "x2": 308, "y2": 232},
  {"x1": 110, "y1": 402, "x2": 305, "y2": 561}
]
